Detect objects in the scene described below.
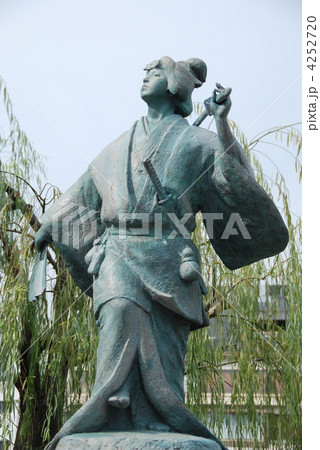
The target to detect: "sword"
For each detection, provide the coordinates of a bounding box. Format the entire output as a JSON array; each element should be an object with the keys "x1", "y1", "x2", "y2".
[
  {"x1": 143, "y1": 159, "x2": 172, "y2": 205},
  {"x1": 192, "y1": 86, "x2": 232, "y2": 127},
  {"x1": 28, "y1": 244, "x2": 48, "y2": 302}
]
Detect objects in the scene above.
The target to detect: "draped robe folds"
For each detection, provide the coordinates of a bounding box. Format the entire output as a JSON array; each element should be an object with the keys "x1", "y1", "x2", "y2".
[{"x1": 42, "y1": 115, "x2": 288, "y2": 448}]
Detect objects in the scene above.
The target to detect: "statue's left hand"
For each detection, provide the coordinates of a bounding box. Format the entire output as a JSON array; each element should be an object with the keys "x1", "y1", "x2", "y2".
[
  {"x1": 208, "y1": 83, "x2": 232, "y2": 120},
  {"x1": 34, "y1": 225, "x2": 53, "y2": 251}
]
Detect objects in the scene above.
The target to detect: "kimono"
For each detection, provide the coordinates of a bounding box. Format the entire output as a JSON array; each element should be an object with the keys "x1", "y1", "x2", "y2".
[{"x1": 42, "y1": 114, "x2": 288, "y2": 448}]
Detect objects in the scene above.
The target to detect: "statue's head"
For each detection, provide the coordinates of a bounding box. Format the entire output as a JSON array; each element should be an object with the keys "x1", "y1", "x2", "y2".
[{"x1": 141, "y1": 56, "x2": 207, "y2": 117}]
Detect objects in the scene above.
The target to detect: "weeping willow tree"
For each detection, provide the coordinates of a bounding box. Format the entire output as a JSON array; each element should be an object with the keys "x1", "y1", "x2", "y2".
[
  {"x1": 0, "y1": 80, "x2": 98, "y2": 449},
  {"x1": 0, "y1": 82, "x2": 301, "y2": 449},
  {"x1": 187, "y1": 105, "x2": 302, "y2": 449}
]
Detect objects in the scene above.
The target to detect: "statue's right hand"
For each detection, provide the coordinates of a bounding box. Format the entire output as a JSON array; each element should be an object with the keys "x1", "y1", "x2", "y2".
[
  {"x1": 34, "y1": 225, "x2": 53, "y2": 251},
  {"x1": 207, "y1": 83, "x2": 232, "y2": 121}
]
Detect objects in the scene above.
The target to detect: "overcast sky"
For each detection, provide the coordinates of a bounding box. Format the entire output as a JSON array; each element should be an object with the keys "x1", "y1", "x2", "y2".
[{"x1": 1, "y1": 0, "x2": 301, "y2": 216}]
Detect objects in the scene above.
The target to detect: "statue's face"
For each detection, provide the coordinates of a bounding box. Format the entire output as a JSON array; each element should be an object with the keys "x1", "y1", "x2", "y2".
[{"x1": 140, "y1": 68, "x2": 169, "y2": 102}]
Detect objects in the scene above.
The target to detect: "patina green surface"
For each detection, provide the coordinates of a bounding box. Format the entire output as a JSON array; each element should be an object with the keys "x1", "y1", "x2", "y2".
[{"x1": 33, "y1": 57, "x2": 288, "y2": 450}]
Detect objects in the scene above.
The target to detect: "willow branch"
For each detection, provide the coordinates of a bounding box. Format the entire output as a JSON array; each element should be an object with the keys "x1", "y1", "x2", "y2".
[
  {"x1": 3, "y1": 181, "x2": 42, "y2": 231},
  {"x1": 249, "y1": 123, "x2": 301, "y2": 146},
  {"x1": 0, "y1": 229, "x2": 19, "y2": 277},
  {"x1": 0, "y1": 170, "x2": 43, "y2": 206}
]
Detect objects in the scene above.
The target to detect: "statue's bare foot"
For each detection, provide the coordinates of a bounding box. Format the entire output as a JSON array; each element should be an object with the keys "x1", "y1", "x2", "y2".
[
  {"x1": 108, "y1": 383, "x2": 130, "y2": 409},
  {"x1": 108, "y1": 395, "x2": 130, "y2": 408}
]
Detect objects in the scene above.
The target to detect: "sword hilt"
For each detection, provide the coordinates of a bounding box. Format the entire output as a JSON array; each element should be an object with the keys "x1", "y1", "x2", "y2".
[
  {"x1": 192, "y1": 87, "x2": 232, "y2": 127},
  {"x1": 143, "y1": 159, "x2": 172, "y2": 205}
]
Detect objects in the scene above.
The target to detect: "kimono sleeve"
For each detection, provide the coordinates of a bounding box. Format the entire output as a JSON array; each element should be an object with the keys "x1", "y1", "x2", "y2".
[
  {"x1": 199, "y1": 142, "x2": 289, "y2": 270},
  {"x1": 41, "y1": 170, "x2": 104, "y2": 296}
]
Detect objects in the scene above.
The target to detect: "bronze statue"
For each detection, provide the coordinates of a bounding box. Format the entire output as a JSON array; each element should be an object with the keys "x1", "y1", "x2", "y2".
[{"x1": 33, "y1": 57, "x2": 288, "y2": 449}]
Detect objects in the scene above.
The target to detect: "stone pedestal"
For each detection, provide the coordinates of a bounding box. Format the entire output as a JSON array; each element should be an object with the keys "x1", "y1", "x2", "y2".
[{"x1": 56, "y1": 431, "x2": 223, "y2": 449}]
